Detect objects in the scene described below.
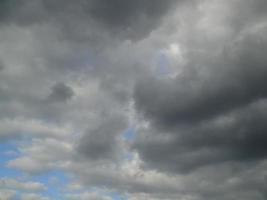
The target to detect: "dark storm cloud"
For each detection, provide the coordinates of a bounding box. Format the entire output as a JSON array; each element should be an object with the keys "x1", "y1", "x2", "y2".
[
  {"x1": 2, "y1": 0, "x2": 267, "y2": 199},
  {"x1": 0, "y1": 0, "x2": 48, "y2": 26},
  {"x1": 0, "y1": 0, "x2": 178, "y2": 40},
  {"x1": 85, "y1": 0, "x2": 177, "y2": 39},
  {"x1": 134, "y1": 27, "x2": 267, "y2": 127},
  {"x1": 88, "y1": 0, "x2": 173, "y2": 26},
  {"x1": 0, "y1": 0, "x2": 18, "y2": 22},
  {"x1": 48, "y1": 82, "x2": 74, "y2": 102},
  {"x1": 133, "y1": 15, "x2": 267, "y2": 173},
  {"x1": 134, "y1": 100, "x2": 267, "y2": 173}
]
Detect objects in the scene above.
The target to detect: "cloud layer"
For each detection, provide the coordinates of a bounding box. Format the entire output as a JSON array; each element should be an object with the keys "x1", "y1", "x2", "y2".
[{"x1": 0, "y1": 0, "x2": 267, "y2": 200}]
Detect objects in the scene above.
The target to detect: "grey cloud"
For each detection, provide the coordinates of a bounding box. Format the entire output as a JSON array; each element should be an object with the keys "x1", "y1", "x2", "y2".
[
  {"x1": 65, "y1": 192, "x2": 112, "y2": 200},
  {"x1": 0, "y1": 178, "x2": 46, "y2": 192},
  {"x1": 48, "y1": 82, "x2": 74, "y2": 102},
  {"x1": 0, "y1": 0, "x2": 18, "y2": 22},
  {"x1": 87, "y1": 0, "x2": 173, "y2": 25},
  {"x1": 20, "y1": 193, "x2": 51, "y2": 200},
  {"x1": 134, "y1": 100, "x2": 267, "y2": 173},
  {"x1": 71, "y1": 154, "x2": 267, "y2": 200},
  {"x1": 0, "y1": 189, "x2": 16, "y2": 200},
  {"x1": 223, "y1": 0, "x2": 267, "y2": 33},
  {"x1": 1, "y1": 0, "x2": 267, "y2": 199},
  {"x1": 1, "y1": 0, "x2": 179, "y2": 40},
  {"x1": 133, "y1": 6, "x2": 267, "y2": 175},
  {"x1": 134, "y1": 26, "x2": 267, "y2": 127},
  {"x1": 84, "y1": 0, "x2": 177, "y2": 39},
  {"x1": 70, "y1": 164, "x2": 182, "y2": 195},
  {"x1": 77, "y1": 115, "x2": 127, "y2": 160},
  {"x1": 0, "y1": 0, "x2": 47, "y2": 26},
  {"x1": 0, "y1": 60, "x2": 4, "y2": 71}
]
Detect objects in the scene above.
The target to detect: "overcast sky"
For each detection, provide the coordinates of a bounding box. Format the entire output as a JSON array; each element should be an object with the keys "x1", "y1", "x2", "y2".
[{"x1": 0, "y1": 0, "x2": 267, "y2": 199}]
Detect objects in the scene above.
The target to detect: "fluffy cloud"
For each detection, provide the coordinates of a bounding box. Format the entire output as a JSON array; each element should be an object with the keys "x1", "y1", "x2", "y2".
[
  {"x1": 65, "y1": 191, "x2": 112, "y2": 200},
  {"x1": 0, "y1": 118, "x2": 72, "y2": 142},
  {"x1": 0, "y1": 189, "x2": 17, "y2": 200},
  {"x1": 0, "y1": 0, "x2": 267, "y2": 200},
  {"x1": 133, "y1": 22, "x2": 267, "y2": 173},
  {"x1": 0, "y1": 178, "x2": 46, "y2": 192},
  {"x1": 20, "y1": 193, "x2": 51, "y2": 200}
]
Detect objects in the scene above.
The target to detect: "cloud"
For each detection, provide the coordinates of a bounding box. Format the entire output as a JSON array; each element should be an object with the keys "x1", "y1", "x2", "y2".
[
  {"x1": 134, "y1": 25, "x2": 267, "y2": 126},
  {"x1": 20, "y1": 193, "x2": 51, "y2": 200},
  {"x1": 133, "y1": 100, "x2": 267, "y2": 173},
  {"x1": 133, "y1": 4, "x2": 267, "y2": 175},
  {"x1": 0, "y1": 178, "x2": 46, "y2": 192},
  {"x1": 7, "y1": 138, "x2": 73, "y2": 174},
  {"x1": 0, "y1": 0, "x2": 267, "y2": 200},
  {"x1": 0, "y1": 118, "x2": 72, "y2": 142},
  {"x1": 0, "y1": 189, "x2": 16, "y2": 200},
  {"x1": 84, "y1": 0, "x2": 178, "y2": 39},
  {"x1": 7, "y1": 157, "x2": 48, "y2": 174},
  {"x1": 0, "y1": 60, "x2": 4, "y2": 71},
  {"x1": 77, "y1": 114, "x2": 127, "y2": 161},
  {"x1": 1, "y1": 0, "x2": 180, "y2": 40},
  {"x1": 48, "y1": 82, "x2": 74, "y2": 103},
  {"x1": 65, "y1": 191, "x2": 112, "y2": 200}
]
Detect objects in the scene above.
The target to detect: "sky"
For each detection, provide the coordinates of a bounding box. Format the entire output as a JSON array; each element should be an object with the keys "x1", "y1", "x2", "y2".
[{"x1": 0, "y1": 0, "x2": 267, "y2": 199}]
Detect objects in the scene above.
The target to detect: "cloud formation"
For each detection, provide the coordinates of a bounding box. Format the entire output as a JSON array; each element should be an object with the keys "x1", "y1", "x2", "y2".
[
  {"x1": 0, "y1": 0, "x2": 267, "y2": 200},
  {"x1": 133, "y1": 20, "x2": 267, "y2": 173},
  {"x1": 0, "y1": 178, "x2": 46, "y2": 192}
]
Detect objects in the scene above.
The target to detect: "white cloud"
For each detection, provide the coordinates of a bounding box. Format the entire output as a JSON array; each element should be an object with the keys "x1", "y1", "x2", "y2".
[
  {"x1": 0, "y1": 189, "x2": 17, "y2": 200},
  {"x1": 65, "y1": 192, "x2": 112, "y2": 200},
  {"x1": 0, "y1": 178, "x2": 46, "y2": 192},
  {"x1": 20, "y1": 193, "x2": 51, "y2": 200},
  {"x1": 0, "y1": 118, "x2": 72, "y2": 141}
]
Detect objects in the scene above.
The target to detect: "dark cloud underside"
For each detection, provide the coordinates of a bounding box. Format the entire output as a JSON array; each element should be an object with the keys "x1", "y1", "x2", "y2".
[
  {"x1": 133, "y1": 8, "x2": 267, "y2": 174},
  {"x1": 1, "y1": 0, "x2": 178, "y2": 40},
  {"x1": 1, "y1": 0, "x2": 267, "y2": 200}
]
